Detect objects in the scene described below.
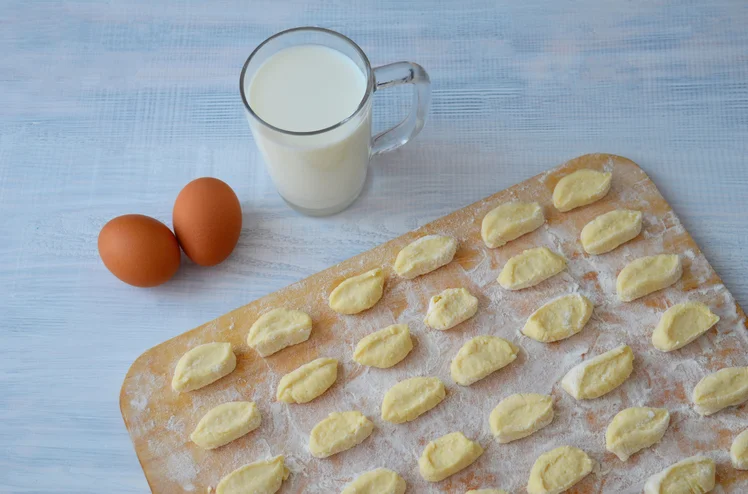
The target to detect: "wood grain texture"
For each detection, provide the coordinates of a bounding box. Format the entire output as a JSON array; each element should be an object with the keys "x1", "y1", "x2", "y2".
[
  {"x1": 1, "y1": 0, "x2": 748, "y2": 492},
  {"x1": 121, "y1": 154, "x2": 748, "y2": 493}
]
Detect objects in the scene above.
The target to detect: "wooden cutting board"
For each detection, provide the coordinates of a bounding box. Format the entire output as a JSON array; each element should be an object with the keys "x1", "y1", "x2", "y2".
[{"x1": 120, "y1": 154, "x2": 748, "y2": 493}]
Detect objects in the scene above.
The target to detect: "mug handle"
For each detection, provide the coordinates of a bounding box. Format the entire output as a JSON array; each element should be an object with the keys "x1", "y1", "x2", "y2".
[{"x1": 371, "y1": 62, "x2": 431, "y2": 155}]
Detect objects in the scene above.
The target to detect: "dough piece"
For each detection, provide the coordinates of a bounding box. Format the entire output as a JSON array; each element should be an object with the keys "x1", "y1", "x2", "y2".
[
  {"x1": 651, "y1": 302, "x2": 720, "y2": 352},
  {"x1": 552, "y1": 168, "x2": 612, "y2": 212},
  {"x1": 172, "y1": 342, "x2": 236, "y2": 392},
  {"x1": 605, "y1": 407, "x2": 670, "y2": 461},
  {"x1": 730, "y1": 429, "x2": 748, "y2": 470},
  {"x1": 424, "y1": 288, "x2": 479, "y2": 331},
  {"x1": 643, "y1": 456, "x2": 716, "y2": 494},
  {"x1": 691, "y1": 366, "x2": 748, "y2": 416},
  {"x1": 381, "y1": 376, "x2": 446, "y2": 424},
  {"x1": 309, "y1": 411, "x2": 374, "y2": 458},
  {"x1": 394, "y1": 235, "x2": 458, "y2": 279},
  {"x1": 329, "y1": 268, "x2": 385, "y2": 315},
  {"x1": 616, "y1": 254, "x2": 682, "y2": 302},
  {"x1": 581, "y1": 209, "x2": 642, "y2": 255},
  {"x1": 498, "y1": 247, "x2": 566, "y2": 291},
  {"x1": 418, "y1": 432, "x2": 484, "y2": 482},
  {"x1": 342, "y1": 468, "x2": 407, "y2": 494},
  {"x1": 527, "y1": 446, "x2": 593, "y2": 494},
  {"x1": 216, "y1": 455, "x2": 289, "y2": 494},
  {"x1": 353, "y1": 324, "x2": 413, "y2": 368},
  {"x1": 276, "y1": 357, "x2": 338, "y2": 404},
  {"x1": 450, "y1": 336, "x2": 519, "y2": 386},
  {"x1": 522, "y1": 294, "x2": 594, "y2": 343},
  {"x1": 481, "y1": 201, "x2": 545, "y2": 249},
  {"x1": 247, "y1": 308, "x2": 312, "y2": 357},
  {"x1": 489, "y1": 393, "x2": 554, "y2": 444},
  {"x1": 466, "y1": 490, "x2": 508, "y2": 494},
  {"x1": 561, "y1": 345, "x2": 634, "y2": 400},
  {"x1": 190, "y1": 401, "x2": 261, "y2": 450}
]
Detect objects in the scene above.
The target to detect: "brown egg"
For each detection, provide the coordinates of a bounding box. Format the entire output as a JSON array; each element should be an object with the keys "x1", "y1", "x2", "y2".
[
  {"x1": 172, "y1": 177, "x2": 242, "y2": 266},
  {"x1": 98, "y1": 214, "x2": 181, "y2": 287}
]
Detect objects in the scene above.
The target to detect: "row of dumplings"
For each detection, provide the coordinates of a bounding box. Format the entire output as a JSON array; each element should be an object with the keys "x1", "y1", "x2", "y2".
[{"x1": 167, "y1": 168, "x2": 745, "y2": 493}]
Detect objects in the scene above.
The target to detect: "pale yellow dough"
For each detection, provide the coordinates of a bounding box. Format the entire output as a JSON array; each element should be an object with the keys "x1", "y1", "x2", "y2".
[
  {"x1": 552, "y1": 168, "x2": 612, "y2": 212},
  {"x1": 353, "y1": 324, "x2": 413, "y2": 368},
  {"x1": 341, "y1": 468, "x2": 407, "y2": 494},
  {"x1": 616, "y1": 254, "x2": 682, "y2": 302},
  {"x1": 651, "y1": 302, "x2": 719, "y2": 352},
  {"x1": 216, "y1": 455, "x2": 289, "y2": 494},
  {"x1": 394, "y1": 235, "x2": 457, "y2": 279},
  {"x1": 418, "y1": 432, "x2": 483, "y2": 482},
  {"x1": 489, "y1": 393, "x2": 554, "y2": 444},
  {"x1": 692, "y1": 366, "x2": 748, "y2": 416},
  {"x1": 276, "y1": 357, "x2": 338, "y2": 404},
  {"x1": 308, "y1": 411, "x2": 374, "y2": 458},
  {"x1": 527, "y1": 446, "x2": 593, "y2": 494},
  {"x1": 190, "y1": 401, "x2": 261, "y2": 450},
  {"x1": 581, "y1": 209, "x2": 642, "y2": 254},
  {"x1": 466, "y1": 490, "x2": 508, "y2": 494},
  {"x1": 561, "y1": 345, "x2": 634, "y2": 400},
  {"x1": 381, "y1": 376, "x2": 446, "y2": 424},
  {"x1": 450, "y1": 336, "x2": 518, "y2": 386},
  {"x1": 731, "y1": 429, "x2": 748, "y2": 470},
  {"x1": 329, "y1": 268, "x2": 385, "y2": 315},
  {"x1": 171, "y1": 342, "x2": 236, "y2": 393},
  {"x1": 522, "y1": 293, "x2": 593, "y2": 342},
  {"x1": 605, "y1": 407, "x2": 670, "y2": 461},
  {"x1": 247, "y1": 308, "x2": 312, "y2": 357},
  {"x1": 643, "y1": 456, "x2": 715, "y2": 494},
  {"x1": 481, "y1": 201, "x2": 545, "y2": 248},
  {"x1": 498, "y1": 247, "x2": 566, "y2": 291},
  {"x1": 424, "y1": 287, "x2": 478, "y2": 330}
]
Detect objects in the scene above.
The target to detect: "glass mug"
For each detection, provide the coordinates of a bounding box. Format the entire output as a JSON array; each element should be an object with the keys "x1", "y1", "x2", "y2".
[{"x1": 240, "y1": 27, "x2": 431, "y2": 216}]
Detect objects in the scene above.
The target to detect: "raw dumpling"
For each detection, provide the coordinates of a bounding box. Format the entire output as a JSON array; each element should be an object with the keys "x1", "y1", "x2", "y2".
[
  {"x1": 216, "y1": 456, "x2": 289, "y2": 494},
  {"x1": 489, "y1": 393, "x2": 554, "y2": 443},
  {"x1": 424, "y1": 288, "x2": 479, "y2": 330},
  {"x1": 329, "y1": 268, "x2": 385, "y2": 315},
  {"x1": 561, "y1": 345, "x2": 634, "y2": 400},
  {"x1": 651, "y1": 302, "x2": 719, "y2": 352},
  {"x1": 552, "y1": 168, "x2": 612, "y2": 212},
  {"x1": 643, "y1": 456, "x2": 715, "y2": 494},
  {"x1": 527, "y1": 446, "x2": 593, "y2": 494},
  {"x1": 394, "y1": 235, "x2": 457, "y2": 279},
  {"x1": 172, "y1": 342, "x2": 236, "y2": 393},
  {"x1": 522, "y1": 294, "x2": 593, "y2": 343},
  {"x1": 309, "y1": 411, "x2": 374, "y2": 458},
  {"x1": 616, "y1": 254, "x2": 682, "y2": 302},
  {"x1": 353, "y1": 324, "x2": 413, "y2": 368},
  {"x1": 381, "y1": 376, "x2": 446, "y2": 424},
  {"x1": 605, "y1": 407, "x2": 670, "y2": 461},
  {"x1": 418, "y1": 432, "x2": 483, "y2": 482},
  {"x1": 276, "y1": 357, "x2": 338, "y2": 404},
  {"x1": 498, "y1": 247, "x2": 566, "y2": 291},
  {"x1": 581, "y1": 209, "x2": 642, "y2": 255},
  {"x1": 481, "y1": 201, "x2": 544, "y2": 248},
  {"x1": 247, "y1": 308, "x2": 312, "y2": 357},
  {"x1": 341, "y1": 468, "x2": 407, "y2": 494},
  {"x1": 190, "y1": 401, "x2": 261, "y2": 450},
  {"x1": 692, "y1": 366, "x2": 748, "y2": 416},
  {"x1": 450, "y1": 336, "x2": 518, "y2": 386},
  {"x1": 731, "y1": 429, "x2": 748, "y2": 470}
]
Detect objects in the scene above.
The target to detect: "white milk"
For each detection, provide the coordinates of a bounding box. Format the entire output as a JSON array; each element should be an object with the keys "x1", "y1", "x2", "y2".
[{"x1": 247, "y1": 44, "x2": 371, "y2": 213}]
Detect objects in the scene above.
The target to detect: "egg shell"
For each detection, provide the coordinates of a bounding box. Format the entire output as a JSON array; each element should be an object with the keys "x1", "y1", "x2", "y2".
[
  {"x1": 172, "y1": 177, "x2": 242, "y2": 266},
  {"x1": 98, "y1": 214, "x2": 181, "y2": 287}
]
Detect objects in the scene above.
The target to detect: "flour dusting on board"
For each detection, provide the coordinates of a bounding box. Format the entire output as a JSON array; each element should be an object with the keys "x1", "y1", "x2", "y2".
[{"x1": 120, "y1": 155, "x2": 748, "y2": 493}]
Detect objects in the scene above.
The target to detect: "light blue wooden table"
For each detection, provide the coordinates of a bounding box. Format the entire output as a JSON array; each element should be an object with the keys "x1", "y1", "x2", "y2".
[{"x1": 2, "y1": 1, "x2": 747, "y2": 492}]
